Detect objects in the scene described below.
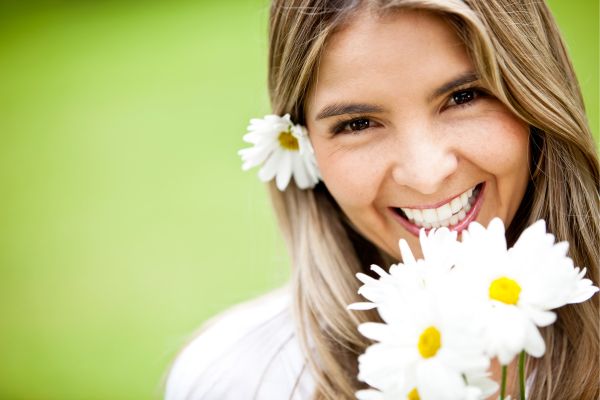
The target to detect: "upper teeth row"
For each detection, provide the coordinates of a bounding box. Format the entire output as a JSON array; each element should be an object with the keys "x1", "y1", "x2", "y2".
[{"x1": 400, "y1": 186, "x2": 476, "y2": 228}]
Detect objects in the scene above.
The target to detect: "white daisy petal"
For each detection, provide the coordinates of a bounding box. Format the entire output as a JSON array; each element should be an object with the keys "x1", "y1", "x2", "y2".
[
  {"x1": 239, "y1": 141, "x2": 278, "y2": 170},
  {"x1": 567, "y1": 277, "x2": 599, "y2": 303},
  {"x1": 355, "y1": 389, "x2": 385, "y2": 400},
  {"x1": 513, "y1": 219, "x2": 546, "y2": 249},
  {"x1": 304, "y1": 155, "x2": 321, "y2": 182},
  {"x1": 523, "y1": 322, "x2": 546, "y2": 358},
  {"x1": 523, "y1": 307, "x2": 556, "y2": 327},
  {"x1": 348, "y1": 302, "x2": 378, "y2": 310},
  {"x1": 464, "y1": 371, "x2": 498, "y2": 399},
  {"x1": 370, "y1": 264, "x2": 389, "y2": 278},
  {"x1": 290, "y1": 153, "x2": 310, "y2": 189},
  {"x1": 358, "y1": 322, "x2": 393, "y2": 342},
  {"x1": 399, "y1": 239, "x2": 416, "y2": 265},
  {"x1": 356, "y1": 272, "x2": 379, "y2": 285},
  {"x1": 258, "y1": 149, "x2": 284, "y2": 182},
  {"x1": 275, "y1": 151, "x2": 293, "y2": 191}
]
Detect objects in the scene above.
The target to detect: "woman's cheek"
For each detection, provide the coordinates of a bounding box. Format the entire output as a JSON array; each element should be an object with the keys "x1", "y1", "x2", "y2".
[
  {"x1": 453, "y1": 111, "x2": 529, "y2": 174},
  {"x1": 318, "y1": 151, "x2": 379, "y2": 207},
  {"x1": 487, "y1": 124, "x2": 528, "y2": 173}
]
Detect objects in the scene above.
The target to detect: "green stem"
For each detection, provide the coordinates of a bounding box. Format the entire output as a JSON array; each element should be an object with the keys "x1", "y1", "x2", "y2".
[
  {"x1": 500, "y1": 365, "x2": 507, "y2": 400},
  {"x1": 519, "y1": 351, "x2": 526, "y2": 400}
]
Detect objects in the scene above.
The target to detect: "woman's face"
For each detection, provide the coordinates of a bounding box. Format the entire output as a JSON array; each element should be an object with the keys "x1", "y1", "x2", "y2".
[{"x1": 305, "y1": 9, "x2": 530, "y2": 259}]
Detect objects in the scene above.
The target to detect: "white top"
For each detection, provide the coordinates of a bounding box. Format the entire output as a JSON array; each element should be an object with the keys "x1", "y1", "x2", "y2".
[{"x1": 165, "y1": 287, "x2": 315, "y2": 400}]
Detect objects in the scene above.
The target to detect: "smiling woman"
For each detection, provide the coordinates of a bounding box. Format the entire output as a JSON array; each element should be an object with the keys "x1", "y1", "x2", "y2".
[{"x1": 165, "y1": 1, "x2": 599, "y2": 399}]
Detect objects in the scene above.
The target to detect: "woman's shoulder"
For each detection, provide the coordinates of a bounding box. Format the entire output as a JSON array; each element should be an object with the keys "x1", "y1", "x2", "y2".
[{"x1": 165, "y1": 286, "x2": 315, "y2": 400}]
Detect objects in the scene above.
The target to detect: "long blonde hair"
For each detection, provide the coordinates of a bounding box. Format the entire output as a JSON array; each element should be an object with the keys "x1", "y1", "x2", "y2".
[{"x1": 266, "y1": 1, "x2": 600, "y2": 399}]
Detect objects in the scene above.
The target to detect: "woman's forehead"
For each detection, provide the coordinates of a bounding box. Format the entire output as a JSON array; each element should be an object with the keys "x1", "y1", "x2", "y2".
[{"x1": 307, "y1": 8, "x2": 472, "y2": 116}]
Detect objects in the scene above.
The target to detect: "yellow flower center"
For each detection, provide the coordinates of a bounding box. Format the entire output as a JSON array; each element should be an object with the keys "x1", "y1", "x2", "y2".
[
  {"x1": 489, "y1": 276, "x2": 521, "y2": 305},
  {"x1": 278, "y1": 130, "x2": 299, "y2": 151},
  {"x1": 417, "y1": 326, "x2": 441, "y2": 359},
  {"x1": 407, "y1": 388, "x2": 420, "y2": 400}
]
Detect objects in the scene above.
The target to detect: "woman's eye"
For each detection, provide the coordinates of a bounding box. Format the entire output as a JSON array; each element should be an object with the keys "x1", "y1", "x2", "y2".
[
  {"x1": 348, "y1": 118, "x2": 371, "y2": 131},
  {"x1": 447, "y1": 88, "x2": 482, "y2": 108},
  {"x1": 334, "y1": 118, "x2": 373, "y2": 134}
]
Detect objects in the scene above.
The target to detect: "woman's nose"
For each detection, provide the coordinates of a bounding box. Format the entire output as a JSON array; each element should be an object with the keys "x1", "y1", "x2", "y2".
[{"x1": 390, "y1": 130, "x2": 458, "y2": 195}]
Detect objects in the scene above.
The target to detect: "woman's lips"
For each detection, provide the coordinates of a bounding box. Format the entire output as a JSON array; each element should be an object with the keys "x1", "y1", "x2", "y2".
[{"x1": 390, "y1": 182, "x2": 486, "y2": 237}]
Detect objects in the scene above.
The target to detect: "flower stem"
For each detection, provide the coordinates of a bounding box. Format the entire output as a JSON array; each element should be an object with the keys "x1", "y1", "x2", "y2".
[
  {"x1": 500, "y1": 365, "x2": 507, "y2": 400},
  {"x1": 519, "y1": 351, "x2": 526, "y2": 399}
]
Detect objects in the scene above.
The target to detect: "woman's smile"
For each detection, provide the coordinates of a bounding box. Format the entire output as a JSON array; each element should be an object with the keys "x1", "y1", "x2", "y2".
[{"x1": 390, "y1": 182, "x2": 485, "y2": 236}]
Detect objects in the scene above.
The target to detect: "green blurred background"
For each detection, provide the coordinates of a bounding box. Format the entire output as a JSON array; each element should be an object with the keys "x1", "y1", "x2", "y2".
[{"x1": 0, "y1": 1, "x2": 597, "y2": 399}]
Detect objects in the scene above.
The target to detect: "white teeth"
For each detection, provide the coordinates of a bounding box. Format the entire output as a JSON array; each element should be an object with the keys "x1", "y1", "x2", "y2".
[
  {"x1": 460, "y1": 192, "x2": 469, "y2": 207},
  {"x1": 412, "y1": 209, "x2": 423, "y2": 223},
  {"x1": 450, "y1": 198, "x2": 462, "y2": 213},
  {"x1": 422, "y1": 209, "x2": 437, "y2": 224},
  {"x1": 398, "y1": 184, "x2": 480, "y2": 229},
  {"x1": 436, "y1": 204, "x2": 452, "y2": 220}
]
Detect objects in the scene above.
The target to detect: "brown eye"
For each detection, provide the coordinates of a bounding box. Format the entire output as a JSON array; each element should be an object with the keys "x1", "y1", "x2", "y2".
[
  {"x1": 448, "y1": 88, "x2": 484, "y2": 108},
  {"x1": 348, "y1": 118, "x2": 371, "y2": 131},
  {"x1": 331, "y1": 117, "x2": 380, "y2": 135},
  {"x1": 452, "y1": 89, "x2": 475, "y2": 105}
]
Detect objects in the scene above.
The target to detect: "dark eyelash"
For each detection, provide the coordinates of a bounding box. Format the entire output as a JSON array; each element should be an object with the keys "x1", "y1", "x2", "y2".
[
  {"x1": 331, "y1": 117, "x2": 372, "y2": 135},
  {"x1": 448, "y1": 86, "x2": 488, "y2": 108}
]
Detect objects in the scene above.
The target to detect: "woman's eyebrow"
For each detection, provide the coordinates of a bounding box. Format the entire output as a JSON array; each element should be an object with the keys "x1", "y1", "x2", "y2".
[
  {"x1": 428, "y1": 71, "x2": 479, "y2": 101},
  {"x1": 315, "y1": 72, "x2": 479, "y2": 121},
  {"x1": 315, "y1": 103, "x2": 385, "y2": 120}
]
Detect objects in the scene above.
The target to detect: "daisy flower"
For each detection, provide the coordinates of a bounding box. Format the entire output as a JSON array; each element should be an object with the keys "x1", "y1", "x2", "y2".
[
  {"x1": 353, "y1": 275, "x2": 495, "y2": 400},
  {"x1": 238, "y1": 114, "x2": 320, "y2": 190},
  {"x1": 350, "y1": 229, "x2": 496, "y2": 400},
  {"x1": 457, "y1": 218, "x2": 599, "y2": 365}
]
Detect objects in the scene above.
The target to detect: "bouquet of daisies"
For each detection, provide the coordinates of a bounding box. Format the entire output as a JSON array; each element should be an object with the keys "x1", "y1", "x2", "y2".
[{"x1": 348, "y1": 218, "x2": 598, "y2": 400}]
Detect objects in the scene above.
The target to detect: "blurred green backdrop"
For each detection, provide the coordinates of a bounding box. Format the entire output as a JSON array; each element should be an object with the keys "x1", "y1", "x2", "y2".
[{"x1": 0, "y1": 1, "x2": 597, "y2": 399}]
